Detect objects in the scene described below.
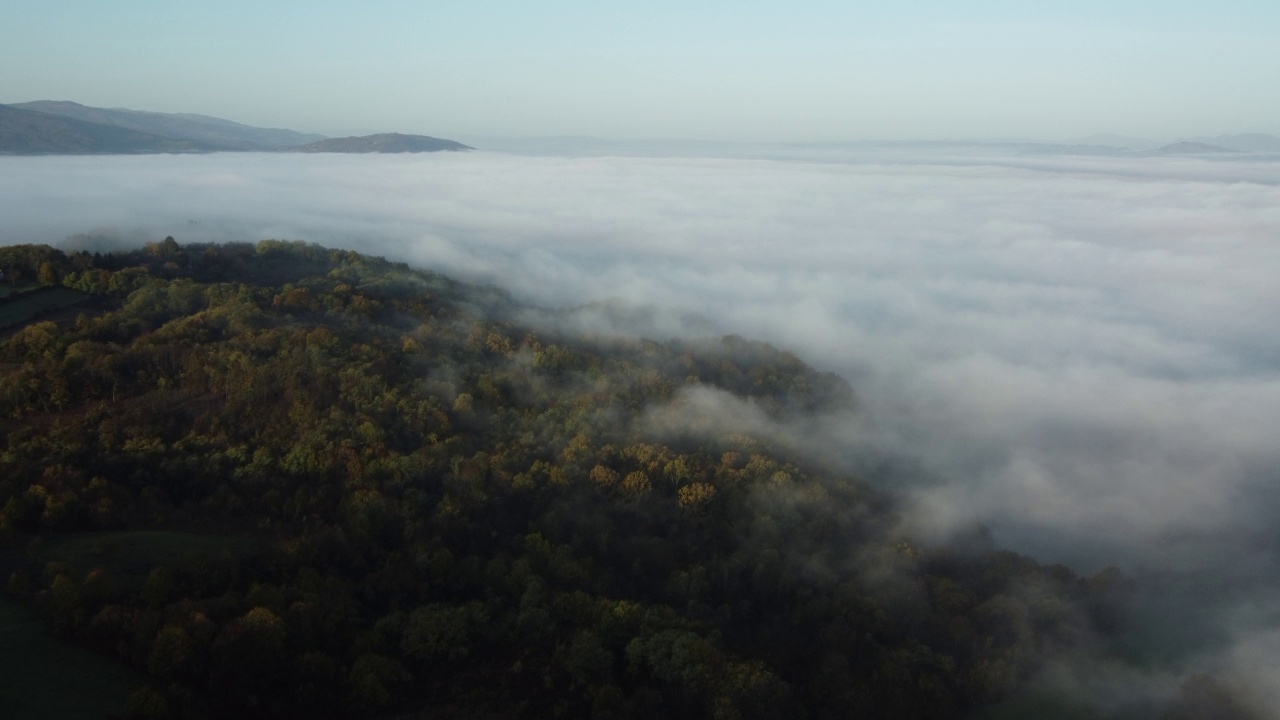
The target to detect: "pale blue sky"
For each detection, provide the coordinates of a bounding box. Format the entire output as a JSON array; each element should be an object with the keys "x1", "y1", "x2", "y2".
[{"x1": 2, "y1": 1, "x2": 1277, "y2": 142}]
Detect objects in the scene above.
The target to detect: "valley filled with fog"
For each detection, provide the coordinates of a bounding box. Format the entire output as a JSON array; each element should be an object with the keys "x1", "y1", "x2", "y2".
[{"x1": 4, "y1": 147, "x2": 1279, "y2": 712}]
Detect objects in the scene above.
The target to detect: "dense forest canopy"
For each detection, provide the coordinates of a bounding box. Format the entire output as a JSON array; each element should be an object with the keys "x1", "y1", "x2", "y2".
[{"x1": 0, "y1": 239, "x2": 1241, "y2": 719}]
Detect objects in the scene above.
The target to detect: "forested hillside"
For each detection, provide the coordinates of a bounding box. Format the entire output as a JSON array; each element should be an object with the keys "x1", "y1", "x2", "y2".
[{"x1": 1, "y1": 240, "x2": 1126, "y2": 719}]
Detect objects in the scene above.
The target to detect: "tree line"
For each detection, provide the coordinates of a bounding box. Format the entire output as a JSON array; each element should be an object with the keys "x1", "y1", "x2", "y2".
[{"x1": 2, "y1": 239, "x2": 1139, "y2": 719}]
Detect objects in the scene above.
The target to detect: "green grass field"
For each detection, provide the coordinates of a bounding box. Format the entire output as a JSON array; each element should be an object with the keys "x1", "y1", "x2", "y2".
[
  {"x1": 0, "y1": 286, "x2": 92, "y2": 329},
  {"x1": 0, "y1": 597, "x2": 143, "y2": 720},
  {"x1": 32, "y1": 530, "x2": 262, "y2": 588},
  {"x1": 0, "y1": 282, "x2": 40, "y2": 298},
  {"x1": 0, "y1": 530, "x2": 262, "y2": 718}
]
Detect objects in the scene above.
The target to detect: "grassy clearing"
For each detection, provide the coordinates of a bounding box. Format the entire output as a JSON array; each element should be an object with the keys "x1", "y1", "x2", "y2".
[
  {"x1": 0, "y1": 530, "x2": 261, "y2": 718},
  {"x1": 0, "y1": 286, "x2": 92, "y2": 329},
  {"x1": 0, "y1": 283, "x2": 40, "y2": 299},
  {"x1": 0, "y1": 597, "x2": 143, "y2": 720},
  {"x1": 32, "y1": 530, "x2": 261, "y2": 587}
]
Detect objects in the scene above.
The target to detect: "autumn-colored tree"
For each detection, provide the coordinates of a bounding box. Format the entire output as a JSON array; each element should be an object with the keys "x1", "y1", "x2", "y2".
[
  {"x1": 38, "y1": 260, "x2": 58, "y2": 285},
  {"x1": 0, "y1": 240, "x2": 1112, "y2": 720},
  {"x1": 677, "y1": 482, "x2": 717, "y2": 509}
]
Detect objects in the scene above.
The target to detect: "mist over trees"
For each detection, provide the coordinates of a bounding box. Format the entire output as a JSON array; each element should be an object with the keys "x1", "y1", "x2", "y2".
[{"x1": 0, "y1": 238, "x2": 1203, "y2": 719}]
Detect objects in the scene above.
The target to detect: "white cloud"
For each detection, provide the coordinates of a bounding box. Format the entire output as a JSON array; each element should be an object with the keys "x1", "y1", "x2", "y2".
[{"x1": 4, "y1": 148, "x2": 1280, "y2": 706}]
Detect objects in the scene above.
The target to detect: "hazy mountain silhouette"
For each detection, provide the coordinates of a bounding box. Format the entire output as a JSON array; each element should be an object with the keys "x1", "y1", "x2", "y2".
[
  {"x1": 1184, "y1": 133, "x2": 1280, "y2": 153},
  {"x1": 2, "y1": 101, "x2": 472, "y2": 155},
  {"x1": 289, "y1": 132, "x2": 472, "y2": 153},
  {"x1": 0, "y1": 104, "x2": 217, "y2": 154},
  {"x1": 1070, "y1": 133, "x2": 1162, "y2": 151},
  {"x1": 10, "y1": 100, "x2": 325, "y2": 150},
  {"x1": 1138, "y1": 141, "x2": 1236, "y2": 157}
]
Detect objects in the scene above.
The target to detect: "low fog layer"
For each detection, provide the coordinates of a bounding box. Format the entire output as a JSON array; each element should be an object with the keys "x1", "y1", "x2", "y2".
[{"x1": 4, "y1": 148, "x2": 1279, "y2": 712}]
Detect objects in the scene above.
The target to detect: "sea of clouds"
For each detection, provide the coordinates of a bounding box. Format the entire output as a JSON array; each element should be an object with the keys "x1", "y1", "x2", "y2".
[{"x1": 4, "y1": 147, "x2": 1279, "y2": 713}]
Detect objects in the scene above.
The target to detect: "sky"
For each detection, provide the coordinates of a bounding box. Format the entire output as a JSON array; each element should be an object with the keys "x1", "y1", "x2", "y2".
[{"x1": 2, "y1": 1, "x2": 1280, "y2": 142}]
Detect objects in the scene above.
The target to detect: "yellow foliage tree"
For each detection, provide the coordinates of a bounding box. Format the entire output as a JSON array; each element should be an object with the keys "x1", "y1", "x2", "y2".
[
  {"x1": 678, "y1": 482, "x2": 717, "y2": 509},
  {"x1": 621, "y1": 471, "x2": 651, "y2": 498}
]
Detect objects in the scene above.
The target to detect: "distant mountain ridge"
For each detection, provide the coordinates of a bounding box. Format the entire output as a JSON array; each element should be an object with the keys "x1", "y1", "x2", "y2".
[
  {"x1": 290, "y1": 133, "x2": 473, "y2": 153},
  {"x1": 1070, "y1": 133, "x2": 1162, "y2": 151},
  {"x1": 1061, "y1": 133, "x2": 1280, "y2": 155},
  {"x1": 5, "y1": 99, "x2": 1278, "y2": 158},
  {"x1": 0, "y1": 101, "x2": 471, "y2": 155},
  {"x1": 1137, "y1": 141, "x2": 1236, "y2": 157},
  {"x1": 0, "y1": 104, "x2": 217, "y2": 154},
  {"x1": 1184, "y1": 133, "x2": 1280, "y2": 153},
  {"x1": 11, "y1": 101, "x2": 326, "y2": 150}
]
